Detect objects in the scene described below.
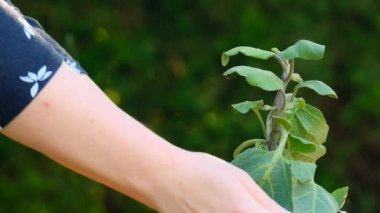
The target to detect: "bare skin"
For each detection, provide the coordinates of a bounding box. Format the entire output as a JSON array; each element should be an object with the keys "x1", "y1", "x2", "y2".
[{"x1": 2, "y1": 62, "x2": 287, "y2": 212}]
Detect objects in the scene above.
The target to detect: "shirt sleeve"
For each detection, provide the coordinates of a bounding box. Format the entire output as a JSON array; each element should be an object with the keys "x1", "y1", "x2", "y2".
[{"x1": 0, "y1": 1, "x2": 85, "y2": 129}]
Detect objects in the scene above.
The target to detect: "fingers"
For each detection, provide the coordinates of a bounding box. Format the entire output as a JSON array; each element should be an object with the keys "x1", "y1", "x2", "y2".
[
  {"x1": 233, "y1": 193, "x2": 271, "y2": 213},
  {"x1": 238, "y1": 171, "x2": 290, "y2": 213}
]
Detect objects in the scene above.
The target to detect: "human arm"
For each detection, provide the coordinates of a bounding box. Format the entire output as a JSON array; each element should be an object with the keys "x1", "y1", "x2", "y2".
[{"x1": 2, "y1": 62, "x2": 287, "y2": 212}]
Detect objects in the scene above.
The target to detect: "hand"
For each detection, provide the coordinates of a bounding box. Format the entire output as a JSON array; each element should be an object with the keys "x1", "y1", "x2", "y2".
[{"x1": 149, "y1": 151, "x2": 289, "y2": 213}]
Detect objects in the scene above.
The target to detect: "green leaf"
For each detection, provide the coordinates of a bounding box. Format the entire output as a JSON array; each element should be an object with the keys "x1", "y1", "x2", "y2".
[
  {"x1": 232, "y1": 100, "x2": 264, "y2": 114},
  {"x1": 272, "y1": 116, "x2": 293, "y2": 131},
  {"x1": 279, "y1": 40, "x2": 325, "y2": 60},
  {"x1": 288, "y1": 160, "x2": 316, "y2": 183},
  {"x1": 223, "y1": 65, "x2": 257, "y2": 77},
  {"x1": 292, "y1": 144, "x2": 327, "y2": 163},
  {"x1": 283, "y1": 102, "x2": 329, "y2": 162},
  {"x1": 296, "y1": 80, "x2": 337, "y2": 99},
  {"x1": 288, "y1": 134, "x2": 317, "y2": 153},
  {"x1": 221, "y1": 46, "x2": 275, "y2": 66},
  {"x1": 232, "y1": 148, "x2": 293, "y2": 211},
  {"x1": 224, "y1": 66, "x2": 284, "y2": 91},
  {"x1": 284, "y1": 103, "x2": 329, "y2": 145},
  {"x1": 331, "y1": 186, "x2": 349, "y2": 209},
  {"x1": 292, "y1": 181, "x2": 339, "y2": 213}
]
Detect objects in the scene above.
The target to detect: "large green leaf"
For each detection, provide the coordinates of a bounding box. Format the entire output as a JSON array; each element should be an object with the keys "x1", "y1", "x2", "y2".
[
  {"x1": 292, "y1": 181, "x2": 339, "y2": 213},
  {"x1": 283, "y1": 102, "x2": 329, "y2": 162},
  {"x1": 331, "y1": 186, "x2": 349, "y2": 209},
  {"x1": 288, "y1": 160, "x2": 316, "y2": 183},
  {"x1": 283, "y1": 103, "x2": 329, "y2": 145},
  {"x1": 295, "y1": 80, "x2": 337, "y2": 99},
  {"x1": 232, "y1": 148, "x2": 293, "y2": 211},
  {"x1": 224, "y1": 66, "x2": 284, "y2": 91},
  {"x1": 221, "y1": 46, "x2": 275, "y2": 66},
  {"x1": 279, "y1": 40, "x2": 325, "y2": 60},
  {"x1": 232, "y1": 100, "x2": 264, "y2": 114}
]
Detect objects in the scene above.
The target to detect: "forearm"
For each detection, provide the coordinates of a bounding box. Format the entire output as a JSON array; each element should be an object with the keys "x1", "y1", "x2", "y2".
[{"x1": 2, "y1": 62, "x2": 182, "y2": 209}]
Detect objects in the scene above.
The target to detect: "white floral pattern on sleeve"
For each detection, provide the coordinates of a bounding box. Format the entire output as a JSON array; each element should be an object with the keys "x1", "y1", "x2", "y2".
[
  {"x1": 19, "y1": 65, "x2": 53, "y2": 97},
  {"x1": 18, "y1": 17, "x2": 35, "y2": 39},
  {"x1": 65, "y1": 59, "x2": 82, "y2": 74}
]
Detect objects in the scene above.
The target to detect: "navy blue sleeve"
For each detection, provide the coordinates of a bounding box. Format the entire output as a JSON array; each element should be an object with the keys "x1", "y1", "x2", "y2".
[{"x1": 0, "y1": 1, "x2": 86, "y2": 129}]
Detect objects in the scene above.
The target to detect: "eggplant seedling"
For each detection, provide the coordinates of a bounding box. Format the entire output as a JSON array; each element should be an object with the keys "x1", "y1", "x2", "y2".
[{"x1": 222, "y1": 40, "x2": 348, "y2": 213}]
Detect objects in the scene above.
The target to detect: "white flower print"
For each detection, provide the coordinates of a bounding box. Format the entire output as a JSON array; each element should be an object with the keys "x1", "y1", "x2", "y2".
[
  {"x1": 19, "y1": 66, "x2": 53, "y2": 97},
  {"x1": 18, "y1": 17, "x2": 36, "y2": 39},
  {"x1": 65, "y1": 59, "x2": 82, "y2": 74}
]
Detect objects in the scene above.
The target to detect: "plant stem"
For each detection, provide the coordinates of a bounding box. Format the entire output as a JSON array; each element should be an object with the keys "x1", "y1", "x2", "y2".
[
  {"x1": 253, "y1": 109, "x2": 268, "y2": 141},
  {"x1": 273, "y1": 55, "x2": 289, "y2": 80},
  {"x1": 268, "y1": 54, "x2": 290, "y2": 151},
  {"x1": 267, "y1": 119, "x2": 282, "y2": 151},
  {"x1": 278, "y1": 89, "x2": 287, "y2": 113}
]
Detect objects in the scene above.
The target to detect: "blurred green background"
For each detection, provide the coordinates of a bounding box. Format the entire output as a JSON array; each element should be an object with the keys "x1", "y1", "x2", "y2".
[{"x1": 1, "y1": 0, "x2": 379, "y2": 212}]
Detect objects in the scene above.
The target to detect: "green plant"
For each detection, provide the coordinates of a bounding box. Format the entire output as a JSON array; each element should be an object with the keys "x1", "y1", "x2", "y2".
[{"x1": 222, "y1": 40, "x2": 348, "y2": 213}]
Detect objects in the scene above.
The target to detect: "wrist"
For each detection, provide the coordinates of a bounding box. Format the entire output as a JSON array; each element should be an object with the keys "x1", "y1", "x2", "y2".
[{"x1": 118, "y1": 136, "x2": 189, "y2": 210}]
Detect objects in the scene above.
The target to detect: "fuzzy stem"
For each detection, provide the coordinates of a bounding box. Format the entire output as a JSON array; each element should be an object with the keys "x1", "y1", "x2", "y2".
[
  {"x1": 268, "y1": 54, "x2": 290, "y2": 151},
  {"x1": 268, "y1": 123, "x2": 282, "y2": 151},
  {"x1": 267, "y1": 90, "x2": 288, "y2": 150}
]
